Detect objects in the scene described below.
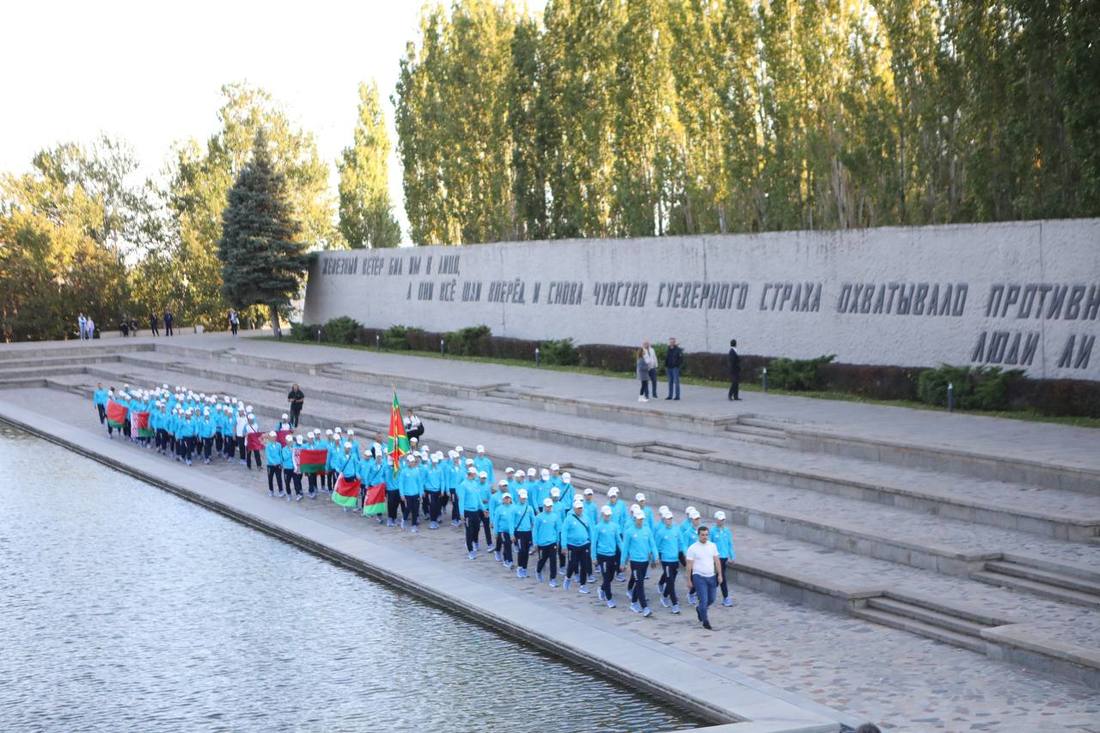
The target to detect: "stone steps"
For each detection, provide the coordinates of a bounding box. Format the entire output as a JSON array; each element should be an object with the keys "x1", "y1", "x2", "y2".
[
  {"x1": 973, "y1": 559, "x2": 1100, "y2": 609},
  {"x1": 851, "y1": 596, "x2": 991, "y2": 654}
]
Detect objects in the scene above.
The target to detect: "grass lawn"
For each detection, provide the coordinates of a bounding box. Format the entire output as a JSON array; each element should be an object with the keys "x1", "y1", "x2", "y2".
[{"x1": 261, "y1": 336, "x2": 1100, "y2": 429}]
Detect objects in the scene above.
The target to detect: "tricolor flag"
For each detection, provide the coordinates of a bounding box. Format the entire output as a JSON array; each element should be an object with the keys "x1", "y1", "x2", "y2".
[
  {"x1": 362, "y1": 483, "x2": 386, "y2": 516},
  {"x1": 132, "y1": 411, "x2": 153, "y2": 439},
  {"x1": 299, "y1": 448, "x2": 328, "y2": 474},
  {"x1": 106, "y1": 401, "x2": 128, "y2": 429},
  {"x1": 245, "y1": 431, "x2": 265, "y2": 452},
  {"x1": 386, "y1": 390, "x2": 410, "y2": 475},
  {"x1": 332, "y1": 475, "x2": 360, "y2": 509}
]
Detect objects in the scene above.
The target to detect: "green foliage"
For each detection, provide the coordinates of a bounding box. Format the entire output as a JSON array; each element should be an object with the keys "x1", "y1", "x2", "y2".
[
  {"x1": 338, "y1": 82, "x2": 401, "y2": 248},
  {"x1": 766, "y1": 355, "x2": 836, "y2": 391},
  {"x1": 392, "y1": 0, "x2": 1100, "y2": 243},
  {"x1": 540, "y1": 338, "x2": 579, "y2": 366},
  {"x1": 446, "y1": 325, "x2": 491, "y2": 356},
  {"x1": 382, "y1": 325, "x2": 414, "y2": 350},
  {"x1": 217, "y1": 131, "x2": 307, "y2": 332},
  {"x1": 652, "y1": 343, "x2": 669, "y2": 374},
  {"x1": 289, "y1": 322, "x2": 315, "y2": 341},
  {"x1": 322, "y1": 316, "x2": 361, "y2": 345},
  {"x1": 917, "y1": 365, "x2": 1025, "y2": 411}
]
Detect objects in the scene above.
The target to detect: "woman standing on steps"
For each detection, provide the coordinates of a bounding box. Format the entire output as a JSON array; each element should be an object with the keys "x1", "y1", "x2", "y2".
[{"x1": 636, "y1": 349, "x2": 650, "y2": 402}]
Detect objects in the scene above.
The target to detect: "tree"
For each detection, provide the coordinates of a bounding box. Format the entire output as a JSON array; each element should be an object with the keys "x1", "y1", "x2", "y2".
[
  {"x1": 217, "y1": 131, "x2": 306, "y2": 336},
  {"x1": 168, "y1": 83, "x2": 337, "y2": 326},
  {"x1": 338, "y1": 81, "x2": 402, "y2": 248}
]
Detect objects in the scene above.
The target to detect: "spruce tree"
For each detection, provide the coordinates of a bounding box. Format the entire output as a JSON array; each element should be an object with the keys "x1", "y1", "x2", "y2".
[{"x1": 217, "y1": 130, "x2": 305, "y2": 335}]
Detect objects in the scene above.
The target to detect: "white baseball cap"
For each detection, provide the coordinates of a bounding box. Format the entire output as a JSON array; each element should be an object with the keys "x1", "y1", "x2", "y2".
[
  {"x1": 601, "y1": 506, "x2": 612, "y2": 516},
  {"x1": 282, "y1": 413, "x2": 289, "y2": 419},
  {"x1": 608, "y1": 487, "x2": 620, "y2": 497},
  {"x1": 685, "y1": 505, "x2": 697, "y2": 516},
  {"x1": 526, "y1": 468, "x2": 536, "y2": 477},
  {"x1": 467, "y1": 466, "x2": 476, "y2": 474},
  {"x1": 498, "y1": 479, "x2": 508, "y2": 486},
  {"x1": 561, "y1": 471, "x2": 571, "y2": 481},
  {"x1": 573, "y1": 500, "x2": 584, "y2": 509},
  {"x1": 268, "y1": 431, "x2": 276, "y2": 437},
  {"x1": 518, "y1": 489, "x2": 528, "y2": 499},
  {"x1": 541, "y1": 469, "x2": 550, "y2": 478},
  {"x1": 476, "y1": 445, "x2": 485, "y2": 453},
  {"x1": 543, "y1": 499, "x2": 553, "y2": 507},
  {"x1": 562, "y1": 476, "x2": 571, "y2": 484},
  {"x1": 714, "y1": 511, "x2": 727, "y2": 521},
  {"x1": 635, "y1": 493, "x2": 646, "y2": 502},
  {"x1": 479, "y1": 471, "x2": 488, "y2": 479},
  {"x1": 550, "y1": 463, "x2": 560, "y2": 471},
  {"x1": 505, "y1": 467, "x2": 514, "y2": 474},
  {"x1": 550, "y1": 487, "x2": 561, "y2": 498},
  {"x1": 583, "y1": 488, "x2": 594, "y2": 496},
  {"x1": 455, "y1": 445, "x2": 464, "y2": 453},
  {"x1": 466, "y1": 458, "x2": 475, "y2": 465},
  {"x1": 688, "y1": 508, "x2": 701, "y2": 519}
]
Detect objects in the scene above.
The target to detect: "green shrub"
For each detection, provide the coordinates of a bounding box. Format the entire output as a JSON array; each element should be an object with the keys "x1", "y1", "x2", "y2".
[
  {"x1": 540, "y1": 338, "x2": 579, "y2": 366},
  {"x1": 323, "y1": 316, "x2": 361, "y2": 344},
  {"x1": 289, "y1": 322, "x2": 315, "y2": 341},
  {"x1": 382, "y1": 325, "x2": 412, "y2": 350},
  {"x1": 765, "y1": 354, "x2": 836, "y2": 391},
  {"x1": 446, "y1": 324, "x2": 491, "y2": 356},
  {"x1": 917, "y1": 364, "x2": 1024, "y2": 410},
  {"x1": 653, "y1": 342, "x2": 669, "y2": 375}
]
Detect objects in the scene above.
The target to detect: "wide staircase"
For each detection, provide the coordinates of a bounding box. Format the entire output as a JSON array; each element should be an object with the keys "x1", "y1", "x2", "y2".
[{"x1": 2, "y1": 340, "x2": 1098, "y2": 692}]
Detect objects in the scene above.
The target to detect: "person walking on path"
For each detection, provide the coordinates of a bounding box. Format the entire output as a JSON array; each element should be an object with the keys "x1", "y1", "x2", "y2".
[
  {"x1": 686, "y1": 525, "x2": 723, "y2": 630},
  {"x1": 561, "y1": 500, "x2": 592, "y2": 593},
  {"x1": 621, "y1": 509, "x2": 659, "y2": 616},
  {"x1": 642, "y1": 340, "x2": 658, "y2": 399},
  {"x1": 636, "y1": 349, "x2": 650, "y2": 402},
  {"x1": 711, "y1": 511, "x2": 736, "y2": 606},
  {"x1": 592, "y1": 505, "x2": 621, "y2": 608},
  {"x1": 513, "y1": 489, "x2": 535, "y2": 577},
  {"x1": 163, "y1": 308, "x2": 174, "y2": 336},
  {"x1": 534, "y1": 499, "x2": 563, "y2": 586},
  {"x1": 665, "y1": 337, "x2": 684, "y2": 400},
  {"x1": 728, "y1": 339, "x2": 741, "y2": 401},
  {"x1": 149, "y1": 313, "x2": 160, "y2": 337},
  {"x1": 287, "y1": 384, "x2": 304, "y2": 428},
  {"x1": 92, "y1": 383, "x2": 108, "y2": 424}
]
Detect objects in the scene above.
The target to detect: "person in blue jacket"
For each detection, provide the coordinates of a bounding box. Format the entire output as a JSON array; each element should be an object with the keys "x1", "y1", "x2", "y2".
[
  {"x1": 560, "y1": 500, "x2": 593, "y2": 593},
  {"x1": 620, "y1": 510, "x2": 659, "y2": 617},
  {"x1": 263, "y1": 431, "x2": 284, "y2": 496},
  {"x1": 198, "y1": 408, "x2": 216, "y2": 464},
  {"x1": 581, "y1": 488, "x2": 599, "y2": 527},
  {"x1": 425, "y1": 454, "x2": 445, "y2": 529},
  {"x1": 446, "y1": 451, "x2": 464, "y2": 526},
  {"x1": 178, "y1": 409, "x2": 196, "y2": 466},
  {"x1": 92, "y1": 383, "x2": 108, "y2": 424},
  {"x1": 681, "y1": 509, "x2": 703, "y2": 604},
  {"x1": 473, "y1": 445, "x2": 494, "y2": 484},
  {"x1": 489, "y1": 480, "x2": 508, "y2": 561},
  {"x1": 475, "y1": 471, "x2": 494, "y2": 548},
  {"x1": 655, "y1": 509, "x2": 685, "y2": 614},
  {"x1": 534, "y1": 499, "x2": 563, "y2": 586},
  {"x1": 635, "y1": 493, "x2": 656, "y2": 530},
  {"x1": 492, "y1": 491, "x2": 518, "y2": 568},
  {"x1": 459, "y1": 466, "x2": 484, "y2": 558},
  {"x1": 399, "y1": 454, "x2": 425, "y2": 532},
  {"x1": 711, "y1": 511, "x2": 736, "y2": 606},
  {"x1": 591, "y1": 505, "x2": 622, "y2": 607},
  {"x1": 281, "y1": 438, "x2": 299, "y2": 501},
  {"x1": 512, "y1": 488, "x2": 536, "y2": 578}
]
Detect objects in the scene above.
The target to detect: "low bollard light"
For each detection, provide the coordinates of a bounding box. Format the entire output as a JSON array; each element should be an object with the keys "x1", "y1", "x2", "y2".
[
  {"x1": 315, "y1": 327, "x2": 321, "y2": 343},
  {"x1": 440, "y1": 338, "x2": 445, "y2": 356},
  {"x1": 375, "y1": 334, "x2": 381, "y2": 350},
  {"x1": 947, "y1": 382, "x2": 955, "y2": 412},
  {"x1": 762, "y1": 367, "x2": 768, "y2": 393},
  {"x1": 535, "y1": 347, "x2": 541, "y2": 367}
]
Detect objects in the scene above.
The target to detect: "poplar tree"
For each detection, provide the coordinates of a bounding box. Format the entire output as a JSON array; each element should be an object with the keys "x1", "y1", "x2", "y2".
[
  {"x1": 217, "y1": 131, "x2": 306, "y2": 335},
  {"x1": 338, "y1": 81, "x2": 401, "y2": 248}
]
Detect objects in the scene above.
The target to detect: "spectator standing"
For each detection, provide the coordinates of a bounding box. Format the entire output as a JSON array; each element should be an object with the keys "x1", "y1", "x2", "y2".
[
  {"x1": 85, "y1": 317, "x2": 95, "y2": 339},
  {"x1": 728, "y1": 339, "x2": 741, "y2": 401},
  {"x1": 287, "y1": 383, "x2": 305, "y2": 428},
  {"x1": 641, "y1": 340, "x2": 658, "y2": 398},
  {"x1": 164, "y1": 309, "x2": 174, "y2": 336},
  {"x1": 77, "y1": 313, "x2": 87, "y2": 341},
  {"x1": 636, "y1": 349, "x2": 650, "y2": 402},
  {"x1": 229, "y1": 309, "x2": 240, "y2": 336},
  {"x1": 405, "y1": 412, "x2": 424, "y2": 441},
  {"x1": 150, "y1": 313, "x2": 160, "y2": 337},
  {"x1": 665, "y1": 337, "x2": 684, "y2": 400},
  {"x1": 119, "y1": 318, "x2": 130, "y2": 337},
  {"x1": 686, "y1": 525, "x2": 723, "y2": 630}
]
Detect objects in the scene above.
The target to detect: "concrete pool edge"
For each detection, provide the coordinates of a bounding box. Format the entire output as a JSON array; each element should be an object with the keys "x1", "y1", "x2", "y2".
[{"x1": 0, "y1": 403, "x2": 850, "y2": 733}]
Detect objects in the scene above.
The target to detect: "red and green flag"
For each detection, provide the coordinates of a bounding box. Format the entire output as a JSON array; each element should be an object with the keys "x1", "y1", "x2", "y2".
[
  {"x1": 275, "y1": 429, "x2": 293, "y2": 446},
  {"x1": 245, "y1": 431, "x2": 266, "y2": 452},
  {"x1": 106, "y1": 401, "x2": 128, "y2": 429},
  {"x1": 387, "y1": 390, "x2": 410, "y2": 475},
  {"x1": 299, "y1": 448, "x2": 328, "y2": 474},
  {"x1": 332, "y1": 475, "x2": 361, "y2": 508},
  {"x1": 132, "y1": 411, "x2": 153, "y2": 439},
  {"x1": 362, "y1": 482, "x2": 386, "y2": 516}
]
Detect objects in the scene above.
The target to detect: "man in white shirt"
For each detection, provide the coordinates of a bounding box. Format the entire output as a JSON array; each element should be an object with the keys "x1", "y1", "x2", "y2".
[{"x1": 686, "y1": 525, "x2": 723, "y2": 630}]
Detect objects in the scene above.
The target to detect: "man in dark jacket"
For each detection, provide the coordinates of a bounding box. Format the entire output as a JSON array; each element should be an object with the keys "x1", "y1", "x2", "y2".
[
  {"x1": 287, "y1": 384, "x2": 305, "y2": 427},
  {"x1": 728, "y1": 339, "x2": 741, "y2": 401},
  {"x1": 163, "y1": 309, "x2": 174, "y2": 336},
  {"x1": 665, "y1": 337, "x2": 684, "y2": 400}
]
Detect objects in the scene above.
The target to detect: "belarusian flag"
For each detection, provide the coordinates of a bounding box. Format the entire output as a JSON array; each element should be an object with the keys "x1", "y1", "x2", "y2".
[
  {"x1": 362, "y1": 483, "x2": 386, "y2": 516},
  {"x1": 332, "y1": 475, "x2": 360, "y2": 508},
  {"x1": 245, "y1": 431, "x2": 265, "y2": 452},
  {"x1": 106, "y1": 401, "x2": 128, "y2": 429},
  {"x1": 132, "y1": 411, "x2": 153, "y2": 438},
  {"x1": 299, "y1": 448, "x2": 328, "y2": 474},
  {"x1": 387, "y1": 390, "x2": 410, "y2": 475}
]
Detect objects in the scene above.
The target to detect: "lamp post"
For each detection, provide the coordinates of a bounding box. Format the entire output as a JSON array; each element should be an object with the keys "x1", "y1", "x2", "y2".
[
  {"x1": 762, "y1": 367, "x2": 768, "y2": 393},
  {"x1": 535, "y1": 347, "x2": 541, "y2": 367}
]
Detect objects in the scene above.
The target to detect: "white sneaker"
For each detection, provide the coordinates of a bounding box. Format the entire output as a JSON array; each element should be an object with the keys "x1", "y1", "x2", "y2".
[{"x1": 638, "y1": 396, "x2": 648, "y2": 402}]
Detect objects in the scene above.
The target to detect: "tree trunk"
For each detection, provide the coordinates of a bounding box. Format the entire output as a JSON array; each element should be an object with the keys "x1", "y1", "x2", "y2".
[{"x1": 269, "y1": 304, "x2": 281, "y2": 339}]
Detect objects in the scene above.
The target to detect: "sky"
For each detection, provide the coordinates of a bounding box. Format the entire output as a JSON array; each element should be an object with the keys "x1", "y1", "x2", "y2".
[{"x1": 1, "y1": 0, "x2": 544, "y2": 243}]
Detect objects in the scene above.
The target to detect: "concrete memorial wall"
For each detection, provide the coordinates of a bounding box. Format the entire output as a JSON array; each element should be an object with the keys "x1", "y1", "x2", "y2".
[{"x1": 302, "y1": 218, "x2": 1100, "y2": 381}]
